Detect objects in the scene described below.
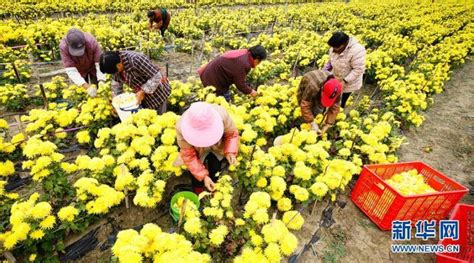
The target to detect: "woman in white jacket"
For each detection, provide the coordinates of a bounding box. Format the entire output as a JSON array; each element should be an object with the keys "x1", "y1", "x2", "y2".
[{"x1": 323, "y1": 31, "x2": 366, "y2": 108}]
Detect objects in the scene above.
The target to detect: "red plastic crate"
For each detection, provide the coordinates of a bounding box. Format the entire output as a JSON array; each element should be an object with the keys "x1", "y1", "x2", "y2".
[
  {"x1": 351, "y1": 161, "x2": 468, "y2": 231},
  {"x1": 436, "y1": 204, "x2": 474, "y2": 263}
]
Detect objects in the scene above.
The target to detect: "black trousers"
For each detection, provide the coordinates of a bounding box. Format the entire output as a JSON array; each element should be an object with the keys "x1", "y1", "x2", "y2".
[
  {"x1": 341, "y1": 92, "x2": 352, "y2": 108},
  {"x1": 191, "y1": 153, "x2": 221, "y2": 190}
]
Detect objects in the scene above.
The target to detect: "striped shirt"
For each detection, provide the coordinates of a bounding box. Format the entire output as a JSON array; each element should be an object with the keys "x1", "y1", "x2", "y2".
[{"x1": 111, "y1": 51, "x2": 170, "y2": 110}]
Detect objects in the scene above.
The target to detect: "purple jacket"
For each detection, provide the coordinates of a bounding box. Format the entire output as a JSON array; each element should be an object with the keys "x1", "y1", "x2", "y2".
[{"x1": 198, "y1": 49, "x2": 255, "y2": 95}]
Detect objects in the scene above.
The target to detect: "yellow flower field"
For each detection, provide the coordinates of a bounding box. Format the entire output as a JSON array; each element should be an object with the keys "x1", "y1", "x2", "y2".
[{"x1": 0, "y1": 0, "x2": 472, "y2": 262}]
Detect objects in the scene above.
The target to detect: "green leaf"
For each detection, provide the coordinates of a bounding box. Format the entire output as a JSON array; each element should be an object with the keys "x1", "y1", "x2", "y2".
[
  {"x1": 56, "y1": 240, "x2": 65, "y2": 252},
  {"x1": 41, "y1": 240, "x2": 53, "y2": 251},
  {"x1": 44, "y1": 180, "x2": 54, "y2": 191}
]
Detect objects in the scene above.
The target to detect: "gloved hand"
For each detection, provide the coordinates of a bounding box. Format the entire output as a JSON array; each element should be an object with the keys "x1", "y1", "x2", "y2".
[
  {"x1": 311, "y1": 122, "x2": 320, "y2": 132},
  {"x1": 87, "y1": 86, "x2": 97, "y2": 98}
]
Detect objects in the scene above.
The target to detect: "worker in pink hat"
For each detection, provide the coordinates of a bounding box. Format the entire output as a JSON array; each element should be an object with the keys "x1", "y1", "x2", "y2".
[
  {"x1": 174, "y1": 102, "x2": 239, "y2": 194},
  {"x1": 297, "y1": 69, "x2": 343, "y2": 134}
]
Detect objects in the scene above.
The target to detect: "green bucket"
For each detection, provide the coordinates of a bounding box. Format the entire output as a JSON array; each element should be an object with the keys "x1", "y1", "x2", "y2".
[{"x1": 170, "y1": 191, "x2": 200, "y2": 222}]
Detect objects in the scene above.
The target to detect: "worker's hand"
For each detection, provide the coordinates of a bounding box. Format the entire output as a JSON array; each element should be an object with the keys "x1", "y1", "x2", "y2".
[
  {"x1": 318, "y1": 124, "x2": 332, "y2": 135},
  {"x1": 341, "y1": 79, "x2": 347, "y2": 90},
  {"x1": 204, "y1": 176, "x2": 216, "y2": 192},
  {"x1": 311, "y1": 122, "x2": 320, "y2": 133},
  {"x1": 336, "y1": 77, "x2": 346, "y2": 88},
  {"x1": 111, "y1": 107, "x2": 118, "y2": 117},
  {"x1": 136, "y1": 90, "x2": 145, "y2": 104},
  {"x1": 82, "y1": 83, "x2": 91, "y2": 89},
  {"x1": 86, "y1": 86, "x2": 97, "y2": 98},
  {"x1": 151, "y1": 23, "x2": 161, "y2": 30},
  {"x1": 225, "y1": 153, "x2": 237, "y2": 166},
  {"x1": 250, "y1": 90, "x2": 258, "y2": 98}
]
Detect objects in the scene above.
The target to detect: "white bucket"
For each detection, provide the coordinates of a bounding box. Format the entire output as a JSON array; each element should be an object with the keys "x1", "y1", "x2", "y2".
[{"x1": 112, "y1": 93, "x2": 140, "y2": 122}]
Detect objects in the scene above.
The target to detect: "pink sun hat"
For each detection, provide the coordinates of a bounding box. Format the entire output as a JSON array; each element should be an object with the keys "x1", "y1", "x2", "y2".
[{"x1": 181, "y1": 102, "x2": 224, "y2": 147}]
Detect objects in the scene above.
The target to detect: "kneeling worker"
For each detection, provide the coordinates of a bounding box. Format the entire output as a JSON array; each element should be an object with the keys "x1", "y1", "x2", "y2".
[{"x1": 174, "y1": 102, "x2": 239, "y2": 194}]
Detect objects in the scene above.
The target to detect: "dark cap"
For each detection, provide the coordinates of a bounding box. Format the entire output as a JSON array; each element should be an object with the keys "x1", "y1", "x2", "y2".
[{"x1": 66, "y1": 28, "x2": 86, "y2": 57}]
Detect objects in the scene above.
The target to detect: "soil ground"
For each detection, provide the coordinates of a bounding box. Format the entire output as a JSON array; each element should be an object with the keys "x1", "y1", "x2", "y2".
[{"x1": 293, "y1": 58, "x2": 474, "y2": 263}]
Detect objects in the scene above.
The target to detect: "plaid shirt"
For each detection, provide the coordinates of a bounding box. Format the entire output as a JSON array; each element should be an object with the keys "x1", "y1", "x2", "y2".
[
  {"x1": 297, "y1": 70, "x2": 341, "y2": 125},
  {"x1": 297, "y1": 70, "x2": 331, "y2": 103},
  {"x1": 111, "y1": 51, "x2": 170, "y2": 110}
]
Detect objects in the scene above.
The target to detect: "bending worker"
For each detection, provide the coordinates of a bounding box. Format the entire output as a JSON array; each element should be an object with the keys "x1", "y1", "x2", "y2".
[
  {"x1": 99, "y1": 50, "x2": 170, "y2": 113},
  {"x1": 198, "y1": 45, "x2": 267, "y2": 102},
  {"x1": 297, "y1": 69, "x2": 343, "y2": 134},
  {"x1": 59, "y1": 28, "x2": 105, "y2": 97},
  {"x1": 147, "y1": 8, "x2": 171, "y2": 37}
]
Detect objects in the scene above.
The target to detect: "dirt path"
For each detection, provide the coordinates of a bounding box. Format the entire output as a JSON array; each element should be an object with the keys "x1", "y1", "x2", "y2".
[
  {"x1": 293, "y1": 58, "x2": 474, "y2": 263},
  {"x1": 398, "y1": 60, "x2": 474, "y2": 204}
]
